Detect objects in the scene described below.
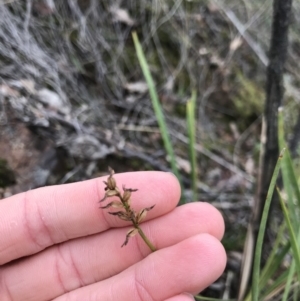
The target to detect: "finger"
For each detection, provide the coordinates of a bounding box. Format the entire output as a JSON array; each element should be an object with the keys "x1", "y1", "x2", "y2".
[
  {"x1": 52, "y1": 234, "x2": 226, "y2": 301},
  {"x1": 165, "y1": 293, "x2": 195, "y2": 301},
  {"x1": 0, "y1": 171, "x2": 180, "y2": 264},
  {"x1": 1, "y1": 203, "x2": 224, "y2": 301}
]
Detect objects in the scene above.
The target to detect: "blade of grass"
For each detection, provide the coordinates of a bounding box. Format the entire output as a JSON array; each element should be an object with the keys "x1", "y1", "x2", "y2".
[
  {"x1": 260, "y1": 234, "x2": 290, "y2": 288},
  {"x1": 282, "y1": 260, "x2": 296, "y2": 301},
  {"x1": 280, "y1": 147, "x2": 298, "y2": 230},
  {"x1": 278, "y1": 108, "x2": 299, "y2": 230},
  {"x1": 277, "y1": 108, "x2": 300, "y2": 299},
  {"x1": 252, "y1": 148, "x2": 285, "y2": 301},
  {"x1": 132, "y1": 31, "x2": 181, "y2": 184},
  {"x1": 262, "y1": 269, "x2": 289, "y2": 300},
  {"x1": 186, "y1": 89, "x2": 198, "y2": 201},
  {"x1": 293, "y1": 285, "x2": 299, "y2": 301},
  {"x1": 260, "y1": 222, "x2": 286, "y2": 282},
  {"x1": 278, "y1": 188, "x2": 300, "y2": 282},
  {"x1": 278, "y1": 109, "x2": 300, "y2": 207},
  {"x1": 245, "y1": 225, "x2": 290, "y2": 301},
  {"x1": 281, "y1": 148, "x2": 300, "y2": 208}
]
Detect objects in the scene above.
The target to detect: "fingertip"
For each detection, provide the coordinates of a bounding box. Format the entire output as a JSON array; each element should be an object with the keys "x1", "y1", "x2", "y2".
[
  {"x1": 197, "y1": 202, "x2": 225, "y2": 240},
  {"x1": 187, "y1": 233, "x2": 227, "y2": 287},
  {"x1": 176, "y1": 202, "x2": 225, "y2": 241},
  {"x1": 163, "y1": 172, "x2": 182, "y2": 204},
  {"x1": 132, "y1": 233, "x2": 227, "y2": 299}
]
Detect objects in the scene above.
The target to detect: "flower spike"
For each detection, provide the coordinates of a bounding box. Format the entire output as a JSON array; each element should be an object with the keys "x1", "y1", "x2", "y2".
[{"x1": 99, "y1": 168, "x2": 156, "y2": 252}]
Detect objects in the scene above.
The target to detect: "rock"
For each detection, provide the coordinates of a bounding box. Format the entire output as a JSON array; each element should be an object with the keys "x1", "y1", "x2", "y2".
[
  {"x1": 36, "y1": 89, "x2": 70, "y2": 114},
  {"x1": 67, "y1": 134, "x2": 115, "y2": 160}
]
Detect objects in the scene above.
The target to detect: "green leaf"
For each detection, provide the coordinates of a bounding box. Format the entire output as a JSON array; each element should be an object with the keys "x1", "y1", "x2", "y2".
[
  {"x1": 278, "y1": 188, "x2": 300, "y2": 282},
  {"x1": 132, "y1": 31, "x2": 183, "y2": 202},
  {"x1": 186, "y1": 90, "x2": 198, "y2": 201},
  {"x1": 252, "y1": 149, "x2": 285, "y2": 301}
]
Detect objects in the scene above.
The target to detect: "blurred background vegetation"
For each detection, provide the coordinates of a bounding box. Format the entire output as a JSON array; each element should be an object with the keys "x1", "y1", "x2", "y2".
[{"x1": 1, "y1": 0, "x2": 300, "y2": 299}]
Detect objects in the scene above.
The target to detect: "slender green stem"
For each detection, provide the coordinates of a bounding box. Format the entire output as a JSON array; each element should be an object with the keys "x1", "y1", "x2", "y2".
[
  {"x1": 252, "y1": 148, "x2": 285, "y2": 301},
  {"x1": 137, "y1": 226, "x2": 156, "y2": 252},
  {"x1": 186, "y1": 90, "x2": 198, "y2": 201},
  {"x1": 132, "y1": 31, "x2": 182, "y2": 198}
]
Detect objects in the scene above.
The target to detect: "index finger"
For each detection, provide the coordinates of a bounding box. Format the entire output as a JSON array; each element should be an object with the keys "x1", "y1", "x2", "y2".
[{"x1": 0, "y1": 171, "x2": 180, "y2": 265}]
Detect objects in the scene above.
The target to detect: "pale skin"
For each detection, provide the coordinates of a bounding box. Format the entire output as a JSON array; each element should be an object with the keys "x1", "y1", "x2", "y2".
[{"x1": 0, "y1": 171, "x2": 226, "y2": 301}]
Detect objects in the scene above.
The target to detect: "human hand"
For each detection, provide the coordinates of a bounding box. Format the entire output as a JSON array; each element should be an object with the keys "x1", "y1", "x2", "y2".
[{"x1": 0, "y1": 171, "x2": 226, "y2": 301}]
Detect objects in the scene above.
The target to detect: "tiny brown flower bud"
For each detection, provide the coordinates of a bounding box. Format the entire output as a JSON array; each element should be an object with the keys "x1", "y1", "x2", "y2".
[
  {"x1": 122, "y1": 186, "x2": 138, "y2": 202},
  {"x1": 146, "y1": 205, "x2": 155, "y2": 210},
  {"x1": 111, "y1": 201, "x2": 125, "y2": 209},
  {"x1": 100, "y1": 201, "x2": 123, "y2": 209},
  {"x1": 136, "y1": 205, "x2": 155, "y2": 223},
  {"x1": 108, "y1": 166, "x2": 115, "y2": 175},
  {"x1": 136, "y1": 209, "x2": 147, "y2": 224},
  {"x1": 106, "y1": 189, "x2": 119, "y2": 197},
  {"x1": 99, "y1": 187, "x2": 120, "y2": 202},
  {"x1": 102, "y1": 168, "x2": 117, "y2": 191},
  {"x1": 122, "y1": 190, "x2": 131, "y2": 203},
  {"x1": 108, "y1": 211, "x2": 131, "y2": 221},
  {"x1": 128, "y1": 228, "x2": 139, "y2": 237},
  {"x1": 121, "y1": 228, "x2": 139, "y2": 247},
  {"x1": 107, "y1": 177, "x2": 116, "y2": 190}
]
